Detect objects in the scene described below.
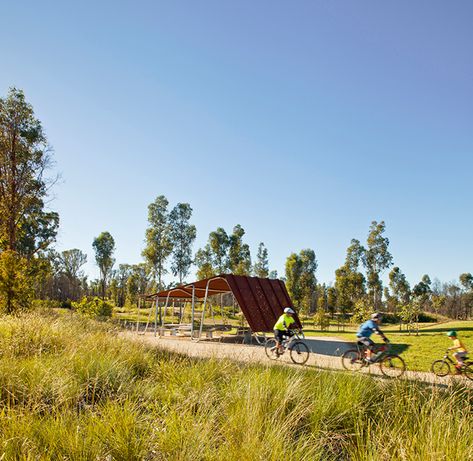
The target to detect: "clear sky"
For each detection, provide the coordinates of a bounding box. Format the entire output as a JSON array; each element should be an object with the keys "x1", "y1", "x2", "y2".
[{"x1": 1, "y1": 1, "x2": 472, "y2": 286}]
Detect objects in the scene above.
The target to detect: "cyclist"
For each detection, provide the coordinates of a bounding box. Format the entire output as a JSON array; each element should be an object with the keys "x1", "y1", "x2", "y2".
[
  {"x1": 447, "y1": 330, "x2": 468, "y2": 371},
  {"x1": 274, "y1": 307, "x2": 297, "y2": 354},
  {"x1": 356, "y1": 313, "x2": 389, "y2": 362}
]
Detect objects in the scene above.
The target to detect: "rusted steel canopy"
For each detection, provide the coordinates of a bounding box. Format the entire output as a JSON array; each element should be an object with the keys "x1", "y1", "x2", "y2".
[{"x1": 149, "y1": 274, "x2": 301, "y2": 332}]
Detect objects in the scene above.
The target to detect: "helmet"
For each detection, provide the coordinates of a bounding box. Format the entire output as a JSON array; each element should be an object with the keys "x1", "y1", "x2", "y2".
[
  {"x1": 284, "y1": 307, "x2": 295, "y2": 314},
  {"x1": 371, "y1": 313, "x2": 382, "y2": 320},
  {"x1": 447, "y1": 330, "x2": 457, "y2": 337}
]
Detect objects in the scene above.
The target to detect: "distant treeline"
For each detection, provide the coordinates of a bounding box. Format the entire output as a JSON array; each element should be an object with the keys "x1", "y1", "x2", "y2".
[{"x1": 1, "y1": 87, "x2": 471, "y2": 321}]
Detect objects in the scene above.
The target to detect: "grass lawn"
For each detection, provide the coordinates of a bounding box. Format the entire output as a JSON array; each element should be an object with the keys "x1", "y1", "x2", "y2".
[
  {"x1": 114, "y1": 307, "x2": 473, "y2": 372},
  {"x1": 303, "y1": 321, "x2": 473, "y2": 372}
]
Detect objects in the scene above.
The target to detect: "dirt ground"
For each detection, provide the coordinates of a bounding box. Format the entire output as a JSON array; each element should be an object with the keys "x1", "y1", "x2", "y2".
[{"x1": 124, "y1": 331, "x2": 469, "y2": 388}]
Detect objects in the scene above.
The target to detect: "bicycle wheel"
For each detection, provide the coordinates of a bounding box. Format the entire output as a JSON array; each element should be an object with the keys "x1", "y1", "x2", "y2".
[
  {"x1": 380, "y1": 355, "x2": 406, "y2": 378},
  {"x1": 289, "y1": 341, "x2": 310, "y2": 365},
  {"x1": 462, "y1": 364, "x2": 473, "y2": 381},
  {"x1": 265, "y1": 338, "x2": 280, "y2": 360},
  {"x1": 341, "y1": 349, "x2": 364, "y2": 372},
  {"x1": 431, "y1": 360, "x2": 451, "y2": 377}
]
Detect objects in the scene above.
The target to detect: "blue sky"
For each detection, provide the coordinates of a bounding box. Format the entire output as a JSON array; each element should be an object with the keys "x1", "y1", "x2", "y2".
[{"x1": 1, "y1": 1, "x2": 472, "y2": 286}]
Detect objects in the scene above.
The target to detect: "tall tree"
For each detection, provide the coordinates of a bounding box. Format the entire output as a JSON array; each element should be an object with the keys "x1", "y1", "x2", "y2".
[
  {"x1": 345, "y1": 239, "x2": 365, "y2": 272},
  {"x1": 126, "y1": 263, "x2": 150, "y2": 307},
  {"x1": 362, "y1": 221, "x2": 393, "y2": 309},
  {"x1": 389, "y1": 267, "x2": 411, "y2": 307},
  {"x1": 0, "y1": 88, "x2": 58, "y2": 312},
  {"x1": 58, "y1": 249, "x2": 87, "y2": 301},
  {"x1": 285, "y1": 249, "x2": 317, "y2": 313},
  {"x1": 59, "y1": 249, "x2": 87, "y2": 282},
  {"x1": 92, "y1": 232, "x2": 115, "y2": 299},
  {"x1": 460, "y1": 273, "x2": 473, "y2": 291},
  {"x1": 228, "y1": 225, "x2": 251, "y2": 275},
  {"x1": 142, "y1": 195, "x2": 173, "y2": 289},
  {"x1": 208, "y1": 227, "x2": 230, "y2": 274},
  {"x1": 334, "y1": 239, "x2": 366, "y2": 316},
  {"x1": 194, "y1": 246, "x2": 215, "y2": 280},
  {"x1": 254, "y1": 242, "x2": 269, "y2": 278},
  {"x1": 169, "y1": 203, "x2": 196, "y2": 284},
  {"x1": 0, "y1": 88, "x2": 58, "y2": 253}
]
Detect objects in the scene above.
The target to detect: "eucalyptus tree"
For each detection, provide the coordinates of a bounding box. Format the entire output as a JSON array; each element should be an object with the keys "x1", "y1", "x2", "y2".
[
  {"x1": 285, "y1": 249, "x2": 317, "y2": 313},
  {"x1": 334, "y1": 239, "x2": 366, "y2": 316},
  {"x1": 254, "y1": 242, "x2": 269, "y2": 278},
  {"x1": 228, "y1": 225, "x2": 251, "y2": 275},
  {"x1": 92, "y1": 232, "x2": 115, "y2": 299},
  {"x1": 389, "y1": 267, "x2": 411, "y2": 309},
  {"x1": 0, "y1": 88, "x2": 58, "y2": 312},
  {"x1": 169, "y1": 203, "x2": 196, "y2": 284},
  {"x1": 142, "y1": 195, "x2": 173, "y2": 289},
  {"x1": 0, "y1": 88, "x2": 58, "y2": 254},
  {"x1": 209, "y1": 227, "x2": 230, "y2": 274},
  {"x1": 194, "y1": 246, "x2": 215, "y2": 280},
  {"x1": 362, "y1": 221, "x2": 393, "y2": 309},
  {"x1": 58, "y1": 249, "x2": 87, "y2": 300}
]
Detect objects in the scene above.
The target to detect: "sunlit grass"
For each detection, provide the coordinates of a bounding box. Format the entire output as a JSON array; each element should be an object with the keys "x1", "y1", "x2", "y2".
[{"x1": 1, "y1": 310, "x2": 472, "y2": 459}]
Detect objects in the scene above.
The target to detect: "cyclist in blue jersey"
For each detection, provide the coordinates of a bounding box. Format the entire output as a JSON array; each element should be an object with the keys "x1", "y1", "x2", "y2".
[{"x1": 356, "y1": 313, "x2": 389, "y2": 362}]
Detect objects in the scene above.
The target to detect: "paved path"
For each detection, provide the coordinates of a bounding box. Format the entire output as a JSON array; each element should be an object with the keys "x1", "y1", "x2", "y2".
[{"x1": 124, "y1": 332, "x2": 470, "y2": 388}]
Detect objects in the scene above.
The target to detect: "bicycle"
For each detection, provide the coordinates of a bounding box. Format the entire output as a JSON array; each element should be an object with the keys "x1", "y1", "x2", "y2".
[
  {"x1": 265, "y1": 329, "x2": 310, "y2": 365},
  {"x1": 341, "y1": 341, "x2": 406, "y2": 378},
  {"x1": 431, "y1": 350, "x2": 473, "y2": 380}
]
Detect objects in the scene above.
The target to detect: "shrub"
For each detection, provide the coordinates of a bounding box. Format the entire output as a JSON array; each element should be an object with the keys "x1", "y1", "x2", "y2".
[
  {"x1": 31, "y1": 299, "x2": 63, "y2": 310},
  {"x1": 313, "y1": 308, "x2": 330, "y2": 330},
  {"x1": 0, "y1": 250, "x2": 32, "y2": 314},
  {"x1": 72, "y1": 297, "x2": 112, "y2": 320}
]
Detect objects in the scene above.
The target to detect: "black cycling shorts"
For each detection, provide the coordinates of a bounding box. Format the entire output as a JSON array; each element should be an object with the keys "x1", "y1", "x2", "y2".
[
  {"x1": 357, "y1": 337, "x2": 374, "y2": 349},
  {"x1": 274, "y1": 329, "x2": 285, "y2": 342}
]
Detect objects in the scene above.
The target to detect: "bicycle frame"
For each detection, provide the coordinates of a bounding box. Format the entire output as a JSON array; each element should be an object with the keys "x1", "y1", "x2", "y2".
[{"x1": 356, "y1": 342, "x2": 390, "y2": 364}]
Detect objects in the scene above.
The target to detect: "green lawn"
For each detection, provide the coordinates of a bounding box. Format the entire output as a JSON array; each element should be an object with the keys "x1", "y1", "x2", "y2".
[
  {"x1": 114, "y1": 307, "x2": 473, "y2": 373},
  {"x1": 303, "y1": 321, "x2": 473, "y2": 372}
]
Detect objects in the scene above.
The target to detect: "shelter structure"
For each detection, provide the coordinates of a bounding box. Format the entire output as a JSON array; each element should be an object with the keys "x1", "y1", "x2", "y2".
[{"x1": 139, "y1": 274, "x2": 300, "y2": 340}]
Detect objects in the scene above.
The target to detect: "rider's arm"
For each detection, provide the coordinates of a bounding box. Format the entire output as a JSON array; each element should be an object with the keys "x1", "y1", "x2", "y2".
[{"x1": 374, "y1": 327, "x2": 389, "y2": 342}]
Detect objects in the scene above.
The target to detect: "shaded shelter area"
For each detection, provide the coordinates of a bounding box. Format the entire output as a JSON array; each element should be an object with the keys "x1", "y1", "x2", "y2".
[{"x1": 140, "y1": 274, "x2": 300, "y2": 339}]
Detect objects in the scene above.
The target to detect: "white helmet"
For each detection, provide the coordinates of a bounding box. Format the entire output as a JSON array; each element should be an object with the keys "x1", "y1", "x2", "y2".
[{"x1": 284, "y1": 307, "x2": 295, "y2": 314}]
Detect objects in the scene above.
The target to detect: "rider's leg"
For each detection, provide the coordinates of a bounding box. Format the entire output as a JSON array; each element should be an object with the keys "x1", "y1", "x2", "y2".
[
  {"x1": 274, "y1": 330, "x2": 284, "y2": 353},
  {"x1": 454, "y1": 352, "x2": 466, "y2": 367},
  {"x1": 358, "y1": 337, "x2": 374, "y2": 361}
]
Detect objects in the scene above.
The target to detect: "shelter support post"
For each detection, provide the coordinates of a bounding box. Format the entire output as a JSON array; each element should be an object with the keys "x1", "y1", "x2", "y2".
[{"x1": 190, "y1": 285, "x2": 195, "y2": 339}]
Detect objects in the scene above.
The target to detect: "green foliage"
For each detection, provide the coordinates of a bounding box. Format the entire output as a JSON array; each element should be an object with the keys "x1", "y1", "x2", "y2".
[
  {"x1": 31, "y1": 299, "x2": 63, "y2": 310},
  {"x1": 0, "y1": 250, "x2": 31, "y2": 314},
  {"x1": 169, "y1": 202, "x2": 196, "y2": 283},
  {"x1": 334, "y1": 264, "x2": 365, "y2": 313},
  {"x1": 195, "y1": 224, "x2": 252, "y2": 277},
  {"x1": 351, "y1": 298, "x2": 372, "y2": 324},
  {"x1": 228, "y1": 224, "x2": 251, "y2": 275},
  {"x1": 254, "y1": 242, "x2": 269, "y2": 278},
  {"x1": 73, "y1": 297, "x2": 113, "y2": 319},
  {"x1": 194, "y1": 246, "x2": 216, "y2": 280},
  {"x1": 142, "y1": 195, "x2": 172, "y2": 289},
  {"x1": 363, "y1": 221, "x2": 393, "y2": 309},
  {"x1": 209, "y1": 227, "x2": 230, "y2": 273},
  {"x1": 313, "y1": 306, "x2": 330, "y2": 330},
  {"x1": 92, "y1": 231, "x2": 115, "y2": 298},
  {"x1": 0, "y1": 88, "x2": 58, "y2": 254},
  {"x1": 285, "y1": 249, "x2": 317, "y2": 313}
]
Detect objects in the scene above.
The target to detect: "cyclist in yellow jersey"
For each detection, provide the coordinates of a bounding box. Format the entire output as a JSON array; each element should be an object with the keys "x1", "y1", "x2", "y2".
[
  {"x1": 274, "y1": 307, "x2": 297, "y2": 354},
  {"x1": 447, "y1": 330, "x2": 468, "y2": 369}
]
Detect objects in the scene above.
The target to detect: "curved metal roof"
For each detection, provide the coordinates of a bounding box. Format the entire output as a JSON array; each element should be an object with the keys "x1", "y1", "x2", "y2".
[{"x1": 148, "y1": 274, "x2": 300, "y2": 332}]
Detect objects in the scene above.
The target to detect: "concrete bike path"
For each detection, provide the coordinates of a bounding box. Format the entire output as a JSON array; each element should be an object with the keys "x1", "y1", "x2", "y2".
[{"x1": 124, "y1": 332, "x2": 470, "y2": 388}]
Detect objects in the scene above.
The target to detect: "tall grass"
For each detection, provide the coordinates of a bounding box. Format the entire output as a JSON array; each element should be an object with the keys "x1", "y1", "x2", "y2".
[{"x1": 0, "y1": 310, "x2": 472, "y2": 460}]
